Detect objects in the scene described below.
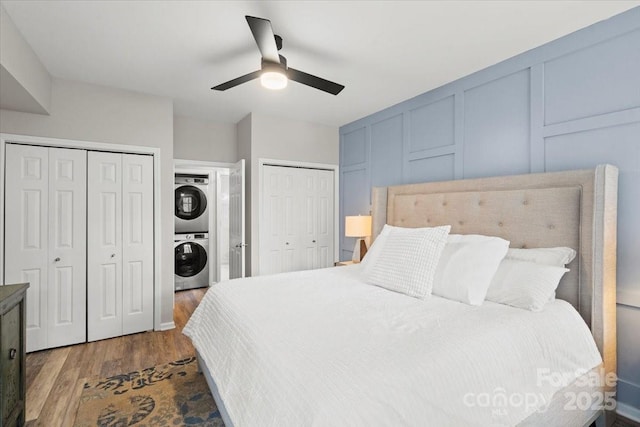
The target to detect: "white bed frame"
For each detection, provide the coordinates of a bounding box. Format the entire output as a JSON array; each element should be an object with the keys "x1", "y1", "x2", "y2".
[{"x1": 198, "y1": 165, "x2": 618, "y2": 427}]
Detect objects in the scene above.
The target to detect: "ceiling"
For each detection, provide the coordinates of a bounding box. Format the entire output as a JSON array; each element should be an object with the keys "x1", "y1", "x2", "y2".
[{"x1": 2, "y1": 1, "x2": 638, "y2": 127}]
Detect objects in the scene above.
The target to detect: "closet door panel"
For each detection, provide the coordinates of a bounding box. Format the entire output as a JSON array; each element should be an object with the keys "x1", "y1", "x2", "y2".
[
  {"x1": 47, "y1": 148, "x2": 86, "y2": 347},
  {"x1": 282, "y1": 170, "x2": 301, "y2": 273},
  {"x1": 299, "y1": 169, "x2": 318, "y2": 270},
  {"x1": 122, "y1": 154, "x2": 153, "y2": 335},
  {"x1": 261, "y1": 166, "x2": 284, "y2": 275},
  {"x1": 4, "y1": 144, "x2": 49, "y2": 352},
  {"x1": 87, "y1": 152, "x2": 123, "y2": 342},
  {"x1": 315, "y1": 170, "x2": 334, "y2": 268}
]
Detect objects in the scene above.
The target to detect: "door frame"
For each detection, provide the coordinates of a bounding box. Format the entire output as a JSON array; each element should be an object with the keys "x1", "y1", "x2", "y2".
[
  {"x1": 0, "y1": 133, "x2": 165, "y2": 331},
  {"x1": 174, "y1": 158, "x2": 237, "y2": 285},
  {"x1": 257, "y1": 158, "x2": 339, "y2": 276}
]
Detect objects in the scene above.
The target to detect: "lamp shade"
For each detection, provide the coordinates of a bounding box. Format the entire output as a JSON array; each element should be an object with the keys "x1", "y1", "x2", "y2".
[{"x1": 345, "y1": 215, "x2": 372, "y2": 237}]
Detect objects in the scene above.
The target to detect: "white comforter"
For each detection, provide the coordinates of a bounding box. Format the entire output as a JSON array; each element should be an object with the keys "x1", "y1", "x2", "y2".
[{"x1": 183, "y1": 265, "x2": 602, "y2": 427}]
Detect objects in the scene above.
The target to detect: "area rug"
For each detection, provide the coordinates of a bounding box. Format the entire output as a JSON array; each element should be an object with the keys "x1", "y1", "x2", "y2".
[{"x1": 74, "y1": 357, "x2": 224, "y2": 426}]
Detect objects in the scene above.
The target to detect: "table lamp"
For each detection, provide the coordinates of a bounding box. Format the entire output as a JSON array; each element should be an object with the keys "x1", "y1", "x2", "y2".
[{"x1": 345, "y1": 215, "x2": 372, "y2": 262}]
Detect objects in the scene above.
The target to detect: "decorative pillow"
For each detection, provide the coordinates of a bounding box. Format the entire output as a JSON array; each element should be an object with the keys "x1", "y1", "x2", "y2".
[
  {"x1": 359, "y1": 224, "x2": 392, "y2": 275},
  {"x1": 364, "y1": 225, "x2": 451, "y2": 299},
  {"x1": 506, "y1": 247, "x2": 576, "y2": 267},
  {"x1": 485, "y1": 259, "x2": 569, "y2": 311},
  {"x1": 432, "y1": 234, "x2": 510, "y2": 305}
]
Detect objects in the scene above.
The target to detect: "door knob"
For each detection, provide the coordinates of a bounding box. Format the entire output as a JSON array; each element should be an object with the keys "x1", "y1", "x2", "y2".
[
  {"x1": 285, "y1": 242, "x2": 290, "y2": 245},
  {"x1": 110, "y1": 253, "x2": 116, "y2": 258},
  {"x1": 312, "y1": 240, "x2": 316, "y2": 243},
  {"x1": 9, "y1": 348, "x2": 17, "y2": 359},
  {"x1": 54, "y1": 257, "x2": 61, "y2": 262}
]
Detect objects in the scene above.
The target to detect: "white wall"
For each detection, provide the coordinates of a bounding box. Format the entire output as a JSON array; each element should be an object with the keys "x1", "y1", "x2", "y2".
[
  {"x1": 0, "y1": 77, "x2": 175, "y2": 328},
  {"x1": 0, "y1": 5, "x2": 51, "y2": 114},
  {"x1": 243, "y1": 112, "x2": 339, "y2": 276},
  {"x1": 173, "y1": 115, "x2": 237, "y2": 163}
]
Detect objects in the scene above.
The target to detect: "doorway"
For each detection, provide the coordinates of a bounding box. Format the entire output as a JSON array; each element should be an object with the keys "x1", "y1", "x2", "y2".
[{"x1": 174, "y1": 159, "x2": 245, "y2": 288}]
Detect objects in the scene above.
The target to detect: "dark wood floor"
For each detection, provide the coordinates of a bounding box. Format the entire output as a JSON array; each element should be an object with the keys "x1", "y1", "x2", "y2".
[
  {"x1": 24, "y1": 286, "x2": 639, "y2": 426},
  {"x1": 24, "y1": 288, "x2": 206, "y2": 426}
]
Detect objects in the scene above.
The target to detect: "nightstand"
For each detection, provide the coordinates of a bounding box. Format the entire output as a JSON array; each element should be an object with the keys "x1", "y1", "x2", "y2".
[
  {"x1": 335, "y1": 261, "x2": 357, "y2": 266},
  {"x1": 1, "y1": 283, "x2": 29, "y2": 427}
]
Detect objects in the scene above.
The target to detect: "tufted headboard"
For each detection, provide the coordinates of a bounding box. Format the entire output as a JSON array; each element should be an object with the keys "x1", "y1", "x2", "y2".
[{"x1": 371, "y1": 164, "x2": 618, "y2": 398}]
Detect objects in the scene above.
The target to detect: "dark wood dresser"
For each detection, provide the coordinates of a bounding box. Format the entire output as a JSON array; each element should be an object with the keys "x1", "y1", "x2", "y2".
[{"x1": 0, "y1": 283, "x2": 29, "y2": 427}]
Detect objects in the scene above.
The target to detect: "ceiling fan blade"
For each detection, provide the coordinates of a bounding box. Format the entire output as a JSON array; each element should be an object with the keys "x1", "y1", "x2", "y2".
[
  {"x1": 211, "y1": 70, "x2": 262, "y2": 91},
  {"x1": 245, "y1": 16, "x2": 280, "y2": 64},
  {"x1": 287, "y1": 68, "x2": 345, "y2": 95}
]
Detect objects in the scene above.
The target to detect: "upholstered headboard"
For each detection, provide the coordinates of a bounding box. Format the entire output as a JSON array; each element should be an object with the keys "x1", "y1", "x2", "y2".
[{"x1": 371, "y1": 164, "x2": 618, "y2": 400}]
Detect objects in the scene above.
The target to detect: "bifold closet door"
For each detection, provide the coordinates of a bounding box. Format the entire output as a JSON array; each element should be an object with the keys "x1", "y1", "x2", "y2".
[
  {"x1": 4, "y1": 144, "x2": 86, "y2": 352},
  {"x1": 299, "y1": 168, "x2": 334, "y2": 270},
  {"x1": 87, "y1": 152, "x2": 153, "y2": 341},
  {"x1": 261, "y1": 166, "x2": 334, "y2": 275},
  {"x1": 87, "y1": 152, "x2": 123, "y2": 341},
  {"x1": 121, "y1": 154, "x2": 154, "y2": 335},
  {"x1": 311, "y1": 169, "x2": 334, "y2": 269},
  {"x1": 262, "y1": 166, "x2": 298, "y2": 274}
]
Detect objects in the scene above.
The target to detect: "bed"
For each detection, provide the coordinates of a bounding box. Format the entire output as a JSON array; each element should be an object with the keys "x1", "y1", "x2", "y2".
[{"x1": 184, "y1": 165, "x2": 618, "y2": 427}]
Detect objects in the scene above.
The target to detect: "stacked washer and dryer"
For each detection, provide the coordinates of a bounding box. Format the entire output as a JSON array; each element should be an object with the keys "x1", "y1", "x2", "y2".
[{"x1": 174, "y1": 174, "x2": 210, "y2": 291}]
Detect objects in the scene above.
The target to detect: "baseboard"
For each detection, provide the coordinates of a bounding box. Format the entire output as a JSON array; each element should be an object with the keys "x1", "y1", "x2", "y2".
[
  {"x1": 617, "y1": 402, "x2": 640, "y2": 423},
  {"x1": 159, "y1": 321, "x2": 176, "y2": 331}
]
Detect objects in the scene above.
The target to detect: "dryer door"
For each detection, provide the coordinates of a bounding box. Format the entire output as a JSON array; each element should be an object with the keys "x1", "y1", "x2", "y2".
[
  {"x1": 175, "y1": 241, "x2": 208, "y2": 277},
  {"x1": 175, "y1": 184, "x2": 209, "y2": 234},
  {"x1": 175, "y1": 185, "x2": 207, "y2": 221}
]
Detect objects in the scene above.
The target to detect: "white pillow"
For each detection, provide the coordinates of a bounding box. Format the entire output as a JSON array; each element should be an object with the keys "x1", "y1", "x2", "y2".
[
  {"x1": 485, "y1": 259, "x2": 569, "y2": 311},
  {"x1": 432, "y1": 234, "x2": 510, "y2": 305},
  {"x1": 360, "y1": 224, "x2": 392, "y2": 275},
  {"x1": 364, "y1": 225, "x2": 451, "y2": 299},
  {"x1": 506, "y1": 247, "x2": 576, "y2": 267}
]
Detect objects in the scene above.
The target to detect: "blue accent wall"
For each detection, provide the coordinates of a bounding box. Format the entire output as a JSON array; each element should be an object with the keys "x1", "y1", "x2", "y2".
[{"x1": 339, "y1": 7, "x2": 640, "y2": 413}]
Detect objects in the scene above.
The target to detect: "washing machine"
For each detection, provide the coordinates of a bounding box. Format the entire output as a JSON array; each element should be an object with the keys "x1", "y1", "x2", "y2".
[
  {"x1": 175, "y1": 174, "x2": 209, "y2": 234},
  {"x1": 174, "y1": 233, "x2": 209, "y2": 291}
]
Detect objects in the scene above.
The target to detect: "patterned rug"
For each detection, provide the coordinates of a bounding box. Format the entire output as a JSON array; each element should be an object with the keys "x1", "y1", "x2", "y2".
[{"x1": 74, "y1": 357, "x2": 224, "y2": 426}]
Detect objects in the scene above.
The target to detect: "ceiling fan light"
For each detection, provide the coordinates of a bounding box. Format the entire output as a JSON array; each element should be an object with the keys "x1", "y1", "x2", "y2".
[{"x1": 260, "y1": 70, "x2": 288, "y2": 90}]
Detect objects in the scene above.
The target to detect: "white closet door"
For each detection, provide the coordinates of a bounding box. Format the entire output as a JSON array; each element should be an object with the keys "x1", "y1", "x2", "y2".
[
  {"x1": 299, "y1": 169, "x2": 319, "y2": 270},
  {"x1": 260, "y1": 165, "x2": 335, "y2": 275},
  {"x1": 261, "y1": 165, "x2": 284, "y2": 275},
  {"x1": 4, "y1": 145, "x2": 86, "y2": 351},
  {"x1": 4, "y1": 144, "x2": 49, "y2": 352},
  {"x1": 229, "y1": 159, "x2": 245, "y2": 279},
  {"x1": 87, "y1": 151, "x2": 123, "y2": 342},
  {"x1": 315, "y1": 169, "x2": 334, "y2": 268},
  {"x1": 277, "y1": 167, "x2": 300, "y2": 273},
  {"x1": 261, "y1": 165, "x2": 302, "y2": 274},
  {"x1": 47, "y1": 148, "x2": 86, "y2": 348},
  {"x1": 121, "y1": 154, "x2": 153, "y2": 335}
]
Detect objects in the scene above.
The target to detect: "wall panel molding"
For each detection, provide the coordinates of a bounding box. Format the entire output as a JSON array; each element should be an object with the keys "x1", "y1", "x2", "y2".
[
  {"x1": 407, "y1": 145, "x2": 456, "y2": 162},
  {"x1": 454, "y1": 91, "x2": 464, "y2": 179},
  {"x1": 530, "y1": 64, "x2": 545, "y2": 173},
  {"x1": 542, "y1": 107, "x2": 640, "y2": 138},
  {"x1": 339, "y1": 7, "x2": 640, "y2": 410}
]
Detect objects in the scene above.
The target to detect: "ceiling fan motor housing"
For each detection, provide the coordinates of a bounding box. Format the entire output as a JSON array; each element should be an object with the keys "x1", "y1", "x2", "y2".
[{"x1": 262, "y1": 57, "x2": 287, "y2": 72}]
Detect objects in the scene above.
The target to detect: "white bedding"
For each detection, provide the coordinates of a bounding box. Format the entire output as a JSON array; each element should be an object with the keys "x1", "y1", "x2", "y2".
[{"x1": 183, "y1": 265, "x2": 602, "y2": 426}]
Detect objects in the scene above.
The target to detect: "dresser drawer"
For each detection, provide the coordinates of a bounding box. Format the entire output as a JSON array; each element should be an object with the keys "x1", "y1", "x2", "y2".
[{"x1": 1, "y1": 304, "x2": 23, "y2": 427}]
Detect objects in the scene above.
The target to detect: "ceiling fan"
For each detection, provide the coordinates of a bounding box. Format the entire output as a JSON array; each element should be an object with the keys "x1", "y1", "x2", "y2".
[{"x1": 211, "y1": 16, "x2": 345, "y2": 95}]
